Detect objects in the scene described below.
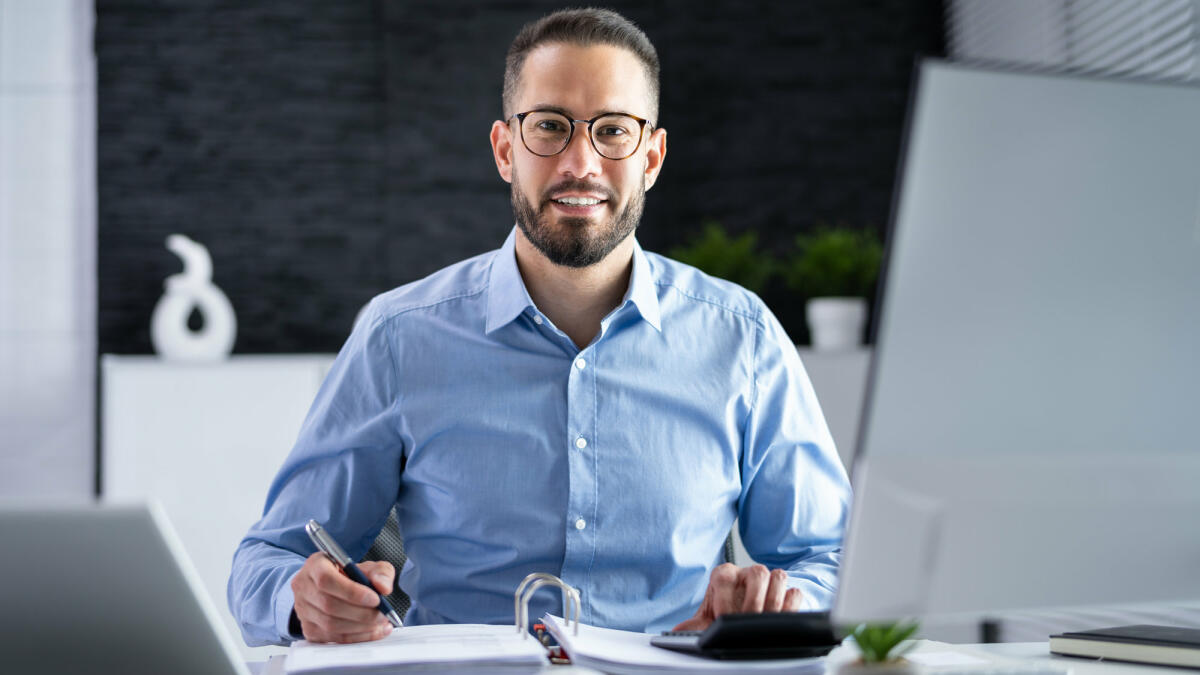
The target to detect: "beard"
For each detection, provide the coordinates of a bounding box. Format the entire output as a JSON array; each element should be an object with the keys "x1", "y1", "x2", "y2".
[{"x1": 511, "y1": 168, "x2": 645, "y2": 269}]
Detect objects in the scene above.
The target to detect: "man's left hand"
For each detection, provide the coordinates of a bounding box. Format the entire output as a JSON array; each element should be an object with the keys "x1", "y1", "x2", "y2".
[{"x1": 671, "y1": 563, "x2": 803, "y2": 631}]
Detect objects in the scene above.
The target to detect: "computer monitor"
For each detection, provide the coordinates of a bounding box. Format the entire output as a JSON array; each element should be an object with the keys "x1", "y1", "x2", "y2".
[{"x1": 833, "y1": 61, "x2": 1200, "y2": 625}]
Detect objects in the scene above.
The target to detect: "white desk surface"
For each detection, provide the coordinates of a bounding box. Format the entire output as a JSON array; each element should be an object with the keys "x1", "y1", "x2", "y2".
[{"x1": 969, "y1": 642, "x2": 1189, "y2": 675}]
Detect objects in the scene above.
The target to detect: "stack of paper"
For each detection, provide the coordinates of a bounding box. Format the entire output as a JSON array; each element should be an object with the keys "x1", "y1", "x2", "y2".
[
  {"x1": 284, "y1": 623, "x2": 549, "y2": 673},
  {"x1": 542, "y1": 614, "x2": 828, "y2": 674}
]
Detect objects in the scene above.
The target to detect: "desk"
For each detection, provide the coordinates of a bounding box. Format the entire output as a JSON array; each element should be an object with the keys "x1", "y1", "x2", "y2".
[
  {"x1": 970, "y1": 642, "x2": 1188, "y2": 675},
  {"x1": 249, "y1": 641, "x2": 1187, "y2": 675}
]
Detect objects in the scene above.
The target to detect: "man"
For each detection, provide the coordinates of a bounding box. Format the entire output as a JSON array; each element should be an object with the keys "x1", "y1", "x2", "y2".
[{"x1": 228, "y1": 8, "x2": 850, "y2": 646}]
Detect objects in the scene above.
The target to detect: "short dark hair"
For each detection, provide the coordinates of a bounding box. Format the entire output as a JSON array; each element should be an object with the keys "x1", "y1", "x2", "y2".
[{"x1": 503, "y1": 7, "x2": 660, "y2": 122}]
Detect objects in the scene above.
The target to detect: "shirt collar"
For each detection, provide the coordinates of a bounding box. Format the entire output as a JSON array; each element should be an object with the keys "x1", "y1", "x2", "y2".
[
  {"x1": 485, "y1": 226, "x2": 663, "y2": 334},
  {"x1": 624, "y1": 238, "x2": 662, "y2": 332},
  {"x1": 485, "y1": 228, "x2": 537, "y2": 334}
]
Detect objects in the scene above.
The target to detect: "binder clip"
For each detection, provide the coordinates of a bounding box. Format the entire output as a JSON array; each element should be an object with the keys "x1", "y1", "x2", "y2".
[{"x1": 515, "y1": 572, "x2": 580, "y2": 639}]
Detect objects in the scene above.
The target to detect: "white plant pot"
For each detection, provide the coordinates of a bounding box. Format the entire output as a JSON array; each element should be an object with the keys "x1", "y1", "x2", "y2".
[
  {"x1": 835, "y1": 658, "x2": 919, "y2": 675},
  {"x1": 806, "y1": 297, "x2": 867, "y2": 352}
]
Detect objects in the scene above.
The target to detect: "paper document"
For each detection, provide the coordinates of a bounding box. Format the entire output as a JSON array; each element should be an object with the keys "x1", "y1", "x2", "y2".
[
  {"x1": 284, "y1": 623, "x2": 548, "y2": 673},
  {"x1": 542, "y1": 614, "x2": 827, "y2": 674}
]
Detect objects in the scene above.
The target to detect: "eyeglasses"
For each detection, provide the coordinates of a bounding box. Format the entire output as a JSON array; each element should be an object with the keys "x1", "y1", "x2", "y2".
[{"x1": 509, "y1": 110, "x2": 653, "y2": 160}]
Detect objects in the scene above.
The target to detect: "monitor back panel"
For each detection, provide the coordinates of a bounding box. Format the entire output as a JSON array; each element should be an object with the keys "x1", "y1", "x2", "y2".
[{"x1": 835, "y1": 61, "x2": 1200, "y2": 623}]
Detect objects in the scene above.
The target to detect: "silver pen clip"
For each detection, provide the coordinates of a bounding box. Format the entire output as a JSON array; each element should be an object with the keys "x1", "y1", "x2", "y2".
[{"x1": 306, "y1": 519, "x2": 352, "y2": 567}]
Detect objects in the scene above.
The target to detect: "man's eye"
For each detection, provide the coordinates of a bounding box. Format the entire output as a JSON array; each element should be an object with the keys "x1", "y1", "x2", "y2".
[
  {"x1": 595, "y1": 125, "x2": 628, "y2": 137},
  {"x1": 536, "y1": 120, "x2": 566, "y2": 132}
]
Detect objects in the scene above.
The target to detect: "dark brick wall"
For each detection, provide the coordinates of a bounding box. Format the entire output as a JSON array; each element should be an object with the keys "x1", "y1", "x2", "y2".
[{"x1": 98, "y1": 0, "x2": 944, "y2": 353}]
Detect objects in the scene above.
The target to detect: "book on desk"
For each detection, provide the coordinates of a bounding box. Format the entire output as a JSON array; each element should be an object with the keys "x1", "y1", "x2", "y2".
[{"x1": 1050, "y1": 624, "x2": 1200, "y2": 669}]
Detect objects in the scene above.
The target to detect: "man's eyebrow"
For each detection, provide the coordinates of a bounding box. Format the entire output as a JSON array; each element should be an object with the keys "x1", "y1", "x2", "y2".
[{"x1": 525, "y1": 104, "x2": 641, "y2": 119}]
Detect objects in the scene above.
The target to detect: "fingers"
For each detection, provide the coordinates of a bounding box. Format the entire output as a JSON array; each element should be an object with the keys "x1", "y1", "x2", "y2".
[
  {"x1": 329, "y1": 622, "x2": 393, "y2": 644},
  {"x1": 680, "y1": 564, "x2": 806, "y2": 633},
  {"x1": 291, "y1": 553, "x2": 395, "y2": 643},
  {"x1": 671, "y1": 616, "x2": 710, "y2": 632},
  {"x1": 739, "y1": 565, "x2": 771, "y2": 613},
  {"x1": 723, "y1": 564, "x2": 804, "y2": 615},
  {"x1": 315, "y1": 564, "x2": 383, "y2": 608},
  {"x1": 762, "y1": 568, "x2": 789, "y2": 612},
  {"x1": 784, "y1": 587, "x2": 803, "y2": 611},
  {"x1": 709, "y1": 563, "x2": 741, "y2": 617},
  {"x1": 358, "y1": 560, "x2": 396, "y2": 595}
]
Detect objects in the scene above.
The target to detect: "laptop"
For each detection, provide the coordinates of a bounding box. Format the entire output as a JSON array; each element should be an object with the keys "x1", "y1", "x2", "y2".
[{"x1": 0, "y1": 502, "x2": 251, "y2": 674}]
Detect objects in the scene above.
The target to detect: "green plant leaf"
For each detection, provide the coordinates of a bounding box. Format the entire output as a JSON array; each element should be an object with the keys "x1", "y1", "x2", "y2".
[
  {"x1": 668, "y1": 221, "x2": 774, "y2": 294},
  {"x1": 782, "y1": 225, "x2": 883, "y2": 299},
  {"x1": 849, "y1": 620, "x2": 920, "y2": 663}
]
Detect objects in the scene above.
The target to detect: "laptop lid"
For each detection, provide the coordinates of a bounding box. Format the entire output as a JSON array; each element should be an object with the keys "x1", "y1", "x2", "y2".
[{"x1": 0, "y1": 501, "x2": 250, "y2": 674}]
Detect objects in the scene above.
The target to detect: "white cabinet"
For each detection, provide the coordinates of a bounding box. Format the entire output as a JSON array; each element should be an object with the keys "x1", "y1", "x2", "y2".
[
  {"x1": 102, "y1": 354, "x2": 333, "y2": 659},
  {"x1": 796, "y1": 347, "x2": 871, "y2": 471}
]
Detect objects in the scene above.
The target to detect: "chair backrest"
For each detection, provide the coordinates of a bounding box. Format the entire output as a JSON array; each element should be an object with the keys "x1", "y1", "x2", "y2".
[{"x1": 361, "y1": 506, "x2": 411, "y2": 618}]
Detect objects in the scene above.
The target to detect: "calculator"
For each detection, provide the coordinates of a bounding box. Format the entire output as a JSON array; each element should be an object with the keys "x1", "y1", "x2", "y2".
[{"x1": 651, "y1": 611, "x2": 840, "y2": 660}]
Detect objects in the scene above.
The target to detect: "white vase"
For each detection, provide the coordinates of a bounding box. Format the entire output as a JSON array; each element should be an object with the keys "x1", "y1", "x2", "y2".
[
  {"x1": 150, "y1": 234, "x2": 237, "y2": 362},
  {"x1": 806, "y1": 297, "x2": 867, "y2": 351}
]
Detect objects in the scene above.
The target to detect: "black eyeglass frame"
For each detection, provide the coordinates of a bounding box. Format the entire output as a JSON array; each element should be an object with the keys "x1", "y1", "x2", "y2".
[{"x1": 508, "y1": 110, "x2": 654, "y2": 160}]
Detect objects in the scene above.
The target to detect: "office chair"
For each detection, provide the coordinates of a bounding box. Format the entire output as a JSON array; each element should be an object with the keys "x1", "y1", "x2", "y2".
[
  {"x1": 362, "y1": 506, "x2": 411, "y2": 617},
  {"x1": 361, "y1": 505, "x2": 739, "y2": 621}
]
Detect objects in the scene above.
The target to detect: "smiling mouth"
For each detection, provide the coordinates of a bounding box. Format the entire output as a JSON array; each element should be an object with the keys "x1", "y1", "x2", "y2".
[{"x1": 552, "y1": 196, "x2": 605, "y2": 206}]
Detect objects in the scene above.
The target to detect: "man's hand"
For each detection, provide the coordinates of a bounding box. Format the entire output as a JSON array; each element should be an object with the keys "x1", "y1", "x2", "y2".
[
  {"x1": 672, "y1": 563, "x2": 803, "y2": 632},
  {"x1": 291, "y1": 553, "x2": 396, "y2": 643}
]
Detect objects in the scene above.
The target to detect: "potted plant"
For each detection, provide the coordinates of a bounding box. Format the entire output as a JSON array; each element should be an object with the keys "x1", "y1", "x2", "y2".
[
  {"x1": 782, "y1": 225, "x2": 883, "y2": 351},
  {"x1": 837, "y1": 621, "x2": 920, "y2": 675},
  {"x1": 668, "y1": 221, "x2": 773, "y2": 294}
]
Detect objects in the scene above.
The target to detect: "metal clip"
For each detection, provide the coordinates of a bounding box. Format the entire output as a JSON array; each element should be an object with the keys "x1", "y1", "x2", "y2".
[{"x1": 514, "y1": 572, "x2": 580, "y2": 638}]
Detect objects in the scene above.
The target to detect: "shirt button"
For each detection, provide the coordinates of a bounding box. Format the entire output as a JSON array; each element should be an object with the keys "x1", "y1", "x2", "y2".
[
  {"x1": 574, "y1": 358, "x2": 587, "y2": 370},
  {"x1": 533, "y1": 315, "x2": 544, "y2": 325},
  {"x1": 575, "y1": 436, "x2": 587, "y2": 449},
  {"x1": 575, "y1": 519, "x2": 587, "y2": 530}
]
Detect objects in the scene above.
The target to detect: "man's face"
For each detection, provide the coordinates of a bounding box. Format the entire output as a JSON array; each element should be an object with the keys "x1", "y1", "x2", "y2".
[{"x1": 490, "y1": 43, "x2": 667, "y2": 268}]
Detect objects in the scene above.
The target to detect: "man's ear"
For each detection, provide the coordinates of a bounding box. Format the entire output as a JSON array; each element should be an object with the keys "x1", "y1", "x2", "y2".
[
  {"x1": 491, "y1": 120, "x2": 514, "y2": 183},
  {"x1": 643, "y1": 127, "x2": 667, "y2": 191}
]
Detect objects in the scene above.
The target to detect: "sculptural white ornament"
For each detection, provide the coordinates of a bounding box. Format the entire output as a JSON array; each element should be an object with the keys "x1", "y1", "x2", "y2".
[{"x1": 151, "y1": 234, "x2": 237, "y2": 361}]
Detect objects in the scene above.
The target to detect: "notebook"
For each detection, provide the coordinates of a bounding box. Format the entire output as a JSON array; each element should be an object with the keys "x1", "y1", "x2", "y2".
[{"x1": 1050, "y1": 624, "x2": 1200, "y2": 668}]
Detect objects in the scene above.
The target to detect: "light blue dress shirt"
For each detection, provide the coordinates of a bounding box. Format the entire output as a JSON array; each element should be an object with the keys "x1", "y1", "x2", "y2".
[{"x1": 228, "y1": 227, "x2": 851, "y2": 646}]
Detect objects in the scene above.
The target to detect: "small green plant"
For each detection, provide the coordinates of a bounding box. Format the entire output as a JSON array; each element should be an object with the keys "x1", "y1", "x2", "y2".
[
  {"x1": 850, "y1": 621, "x2": 920, "y2": 664},
  {"x1": 783, "y1": 225, "x2": 883, "y2": 299},
  {"x1": 668, "y1": 221, "x2": 774, "y2": 294}
]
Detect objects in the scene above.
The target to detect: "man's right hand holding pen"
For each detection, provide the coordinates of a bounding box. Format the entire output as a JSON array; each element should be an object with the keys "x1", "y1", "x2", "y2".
[{"x1": 290, "y1": 553, "x2": 398, "y2": 643}]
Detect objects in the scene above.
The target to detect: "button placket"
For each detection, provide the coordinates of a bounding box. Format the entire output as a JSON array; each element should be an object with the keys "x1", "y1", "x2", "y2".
[{"x1": 561, "y1": 345, "x2": 597, "y2": 616}]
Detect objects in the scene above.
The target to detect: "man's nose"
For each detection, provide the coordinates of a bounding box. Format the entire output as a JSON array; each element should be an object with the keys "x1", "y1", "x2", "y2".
[{"x1": 556, "y1": 122, "x2": 604, "y2": 178}]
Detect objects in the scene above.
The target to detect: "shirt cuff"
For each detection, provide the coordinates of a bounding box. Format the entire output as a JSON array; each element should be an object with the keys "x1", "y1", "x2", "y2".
[{"x1": 274, "y1": 572, "x2": 303, "y2": 642}]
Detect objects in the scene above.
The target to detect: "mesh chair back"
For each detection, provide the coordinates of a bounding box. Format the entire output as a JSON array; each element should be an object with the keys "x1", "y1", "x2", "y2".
[{"x1": 361, "y1": 506, "x2": 411, "y2": 618}]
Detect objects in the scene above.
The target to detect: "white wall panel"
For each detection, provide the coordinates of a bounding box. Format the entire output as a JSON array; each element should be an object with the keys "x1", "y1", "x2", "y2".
[
  {"x1": 0, "y1": 0, "x2": 80, "y2": 88},
  {"x1": 0, "y1": 94, "x2": 75, "y2": 252},
  {"x1": 0, "y1": 0, "x2": 95, "y2": 499}
]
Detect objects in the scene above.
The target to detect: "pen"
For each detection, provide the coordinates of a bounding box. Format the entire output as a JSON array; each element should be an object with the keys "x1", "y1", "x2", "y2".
[{"x1": 305, "y1": 519, "x2": 404, "y2": 628}]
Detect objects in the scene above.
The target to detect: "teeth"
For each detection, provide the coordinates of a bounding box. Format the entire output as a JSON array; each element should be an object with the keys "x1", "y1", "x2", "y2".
[{"x1": 555, "y1": 197, "x2": 601, "y2": 206}]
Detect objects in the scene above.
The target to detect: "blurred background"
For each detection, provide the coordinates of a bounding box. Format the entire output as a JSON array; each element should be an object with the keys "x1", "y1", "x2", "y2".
[{"x1": 3, "y1": 0, "x2": 1199, "y2": 658}]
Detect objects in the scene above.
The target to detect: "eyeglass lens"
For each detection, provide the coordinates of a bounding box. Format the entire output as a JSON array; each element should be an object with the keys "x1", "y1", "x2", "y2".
[{"x1": 522, "y1": 112, "x2": 642, "y2": 159}]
